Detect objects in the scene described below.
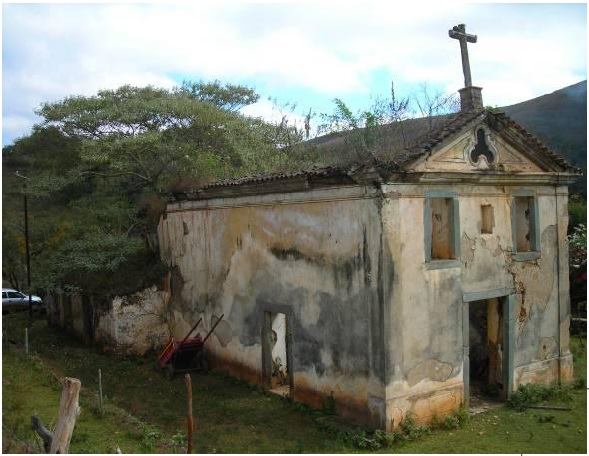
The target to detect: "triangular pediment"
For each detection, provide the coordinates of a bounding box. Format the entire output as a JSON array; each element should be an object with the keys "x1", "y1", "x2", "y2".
[{"x1": 410, "y1": 119, "x2": 547, "y2": 173}]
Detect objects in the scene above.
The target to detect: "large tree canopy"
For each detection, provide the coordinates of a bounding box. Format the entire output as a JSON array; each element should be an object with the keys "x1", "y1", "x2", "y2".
[{"x1": 3, "y1": 81, "x2": 304, "y2": 295}]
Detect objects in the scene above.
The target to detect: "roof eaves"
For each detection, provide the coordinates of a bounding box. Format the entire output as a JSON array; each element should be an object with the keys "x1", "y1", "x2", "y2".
[{"x1": 487, "y1": 110, "x2": 582, "y2": 174}]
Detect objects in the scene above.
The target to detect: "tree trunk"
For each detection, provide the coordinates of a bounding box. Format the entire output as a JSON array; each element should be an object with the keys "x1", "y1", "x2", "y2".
[{"x1": 50, "y1": 377, "x2": 81, "y2": 454}]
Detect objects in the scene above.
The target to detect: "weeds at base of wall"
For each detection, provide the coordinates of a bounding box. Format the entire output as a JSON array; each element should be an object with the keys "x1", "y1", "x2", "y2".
[
  {"x1": 431, "y1": 407, "x2": 470, "y2": 431},
  {"x1": 314, "y1": 409, "x2": 470, "y2": 450},
  {"x1": 208, "y1": 367, "x2": 471, "y2": 451},
  {"x1": 507, "y1": 381, "x2": 582, "y2": 412}
]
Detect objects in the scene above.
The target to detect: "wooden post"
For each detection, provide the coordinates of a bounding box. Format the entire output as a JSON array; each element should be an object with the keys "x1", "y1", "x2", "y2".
[
  {"x1": 185, "y1": 374, "x2": 193, "y2": 454},
  {"x1": 98, "y1": 369, "x2": 103, "y2": 413},
  {"x1": 25, "y1": 328, "x2": 29, "y2": 355},
  {"x1": 50, "y1": 377, "x2": 81, "y2": 454}
]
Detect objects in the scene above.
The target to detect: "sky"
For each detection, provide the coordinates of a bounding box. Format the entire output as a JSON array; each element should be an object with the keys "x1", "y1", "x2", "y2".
[{"x1": 2, "y1": 1, "x2": 587, "y2": 146}]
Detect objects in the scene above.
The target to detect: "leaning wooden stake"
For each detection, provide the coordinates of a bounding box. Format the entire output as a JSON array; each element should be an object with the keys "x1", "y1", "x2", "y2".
[
  {"x1": 50, "y1": 377, "x2": 81, "y2": 454},
  {"x1": 185, "y1": 374, "x2": 194, "y2": 454},
  {"x1": 25, "y1": 328, "x2": 29, "y2": 355},
  {"x1": 31, "y1": 415, "x2": 53, "y2": 452}
]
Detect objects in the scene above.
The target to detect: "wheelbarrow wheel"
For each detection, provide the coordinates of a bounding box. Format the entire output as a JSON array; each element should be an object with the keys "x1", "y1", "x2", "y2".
[{"x1": 165, "y1": 364, "x2": 175, "y2": 380}]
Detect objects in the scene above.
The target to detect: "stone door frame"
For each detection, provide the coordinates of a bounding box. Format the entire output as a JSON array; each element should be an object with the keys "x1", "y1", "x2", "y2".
[{"x1": 462, "y1": 288, "x2": 516, "y2": 405}]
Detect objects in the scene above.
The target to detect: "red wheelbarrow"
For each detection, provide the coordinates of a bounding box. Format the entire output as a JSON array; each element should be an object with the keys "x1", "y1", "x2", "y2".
[{"x1": 156, "y1": 314, "x2": 224, "y2": 379}]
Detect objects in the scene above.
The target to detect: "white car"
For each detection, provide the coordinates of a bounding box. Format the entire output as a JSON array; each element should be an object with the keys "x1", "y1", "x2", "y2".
[{"x1": 2, "y1": 288, "x2": 43, "y2": 309}]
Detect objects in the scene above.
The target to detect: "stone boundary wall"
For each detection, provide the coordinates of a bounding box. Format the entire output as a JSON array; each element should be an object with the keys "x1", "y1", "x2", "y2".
[{"x1": 45, "y1": 285, "x2": 171, "y2": 355}]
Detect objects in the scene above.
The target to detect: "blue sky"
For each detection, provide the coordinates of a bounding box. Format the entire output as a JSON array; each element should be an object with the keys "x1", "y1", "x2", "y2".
[{"x1": 2, "y1": 2, "x2": 587, "y2": 145}]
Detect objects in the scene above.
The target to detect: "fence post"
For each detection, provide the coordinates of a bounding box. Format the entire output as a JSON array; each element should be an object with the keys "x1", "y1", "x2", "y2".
[
  {"x1": 185, "y1": 374, "x2": 193, "y2": 453},
  {"x1": 50, "y1": 377, "x2": 81, "y2": 453},
  {"x1": 98, "y1": 369, "x2": 103, "y2": 414}
]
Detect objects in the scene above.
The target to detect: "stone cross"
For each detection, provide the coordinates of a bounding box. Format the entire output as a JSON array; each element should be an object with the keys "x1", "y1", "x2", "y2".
[{"x1": 449, "y1": 24, "x2": 477, "y2": 87}]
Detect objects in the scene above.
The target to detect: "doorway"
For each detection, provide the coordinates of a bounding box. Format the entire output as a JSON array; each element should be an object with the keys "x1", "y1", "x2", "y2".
[
  {"x1": 463, "y1": 292, "x2": 515, "y2": 410},
  {"x1": 469, "y1": 298, "x2": 503, "y2": 407},
  {"x1": 262, "y1": 310, "x2": 293, "y2": 398}
]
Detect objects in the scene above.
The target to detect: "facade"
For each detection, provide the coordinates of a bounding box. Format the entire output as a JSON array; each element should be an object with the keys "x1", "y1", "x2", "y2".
[{"x1": 157, "y1": 102, "x2": 580, "y2": 430}]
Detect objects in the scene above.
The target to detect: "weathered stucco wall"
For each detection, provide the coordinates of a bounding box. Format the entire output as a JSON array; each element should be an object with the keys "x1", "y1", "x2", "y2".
[
  {"x1": 94, "y1": 286, "x2": 171, "y2": 355},
  {"x1": 157, "y1": 177, "x2": 570, "y2": 431},
  {"x1": 380, "y1": 182, "x2": 570, "y2": 429},
  {"x1": 158, "y1": 186, "x2": 389, "y2": 427},
  {"x1": 46, "y1": 287, "x2": 171, "y2": 355}
]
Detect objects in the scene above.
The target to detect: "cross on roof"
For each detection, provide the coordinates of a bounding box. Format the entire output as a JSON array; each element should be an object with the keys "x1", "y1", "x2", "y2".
[{"x1": 449, "y1": 24, "x2": 477, "y2": 88}]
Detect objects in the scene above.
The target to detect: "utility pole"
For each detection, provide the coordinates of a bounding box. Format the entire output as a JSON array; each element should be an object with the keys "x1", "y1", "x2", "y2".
[{"x1": 15, "y1": 171, "x2": 32, "y2": 321}]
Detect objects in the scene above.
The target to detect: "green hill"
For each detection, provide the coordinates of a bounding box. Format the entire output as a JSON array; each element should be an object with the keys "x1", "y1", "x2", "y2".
[{"x1": 502, "y1": 80, "x2": 586, "y2": 195}]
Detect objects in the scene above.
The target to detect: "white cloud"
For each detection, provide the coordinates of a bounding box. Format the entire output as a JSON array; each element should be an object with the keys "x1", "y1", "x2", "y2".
[
  {"x1": 241, "y1": 98, "x2": 309, "y2": 133},
  {"x1": 2, "y1": 2, "x2": 586, "y2": 144}
]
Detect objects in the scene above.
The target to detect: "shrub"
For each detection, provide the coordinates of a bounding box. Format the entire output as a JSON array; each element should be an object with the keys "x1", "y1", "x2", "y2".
[
  {"x1": 169, "y1": 432, "x2": 187, "y2": 454},
  {"x1": 507, "y1": 382, "x2": 573, "y2": 411},
  {"x1": 400, "y1": 413, "x2": 431, "y2": 440}
]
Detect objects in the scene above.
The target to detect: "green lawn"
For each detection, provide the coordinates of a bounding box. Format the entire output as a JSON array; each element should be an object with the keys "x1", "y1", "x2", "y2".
[{"x1": 2, "y1": 312, "x2": 587, "y2": 453}]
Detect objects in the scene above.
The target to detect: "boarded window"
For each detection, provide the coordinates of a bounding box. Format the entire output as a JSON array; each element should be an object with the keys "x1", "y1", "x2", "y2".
[
  {"x1": 430, "y1": 197, "x2": 454, "y2": 260},
  {"x1": 481, "y1": 204, "x2": 494, "y2": 234},
  {"x1": 514, "y1": 196, "x2": 533, "y2": 252}
]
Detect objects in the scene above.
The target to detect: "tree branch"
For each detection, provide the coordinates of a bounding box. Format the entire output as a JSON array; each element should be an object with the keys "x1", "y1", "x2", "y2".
[{"x1": 31, "y1": 415, "x2": 53, "y2": 453}]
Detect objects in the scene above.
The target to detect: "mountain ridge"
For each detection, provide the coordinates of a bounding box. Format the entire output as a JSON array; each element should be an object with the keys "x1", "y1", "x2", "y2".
[{"x1": 502, "y1": 80, "x2": 586, "y2": 194}]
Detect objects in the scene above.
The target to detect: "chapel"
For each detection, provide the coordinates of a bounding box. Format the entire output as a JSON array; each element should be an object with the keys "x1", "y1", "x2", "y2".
[{"x1": 157, "y1": 24, "x2": 580, "y2": 429}]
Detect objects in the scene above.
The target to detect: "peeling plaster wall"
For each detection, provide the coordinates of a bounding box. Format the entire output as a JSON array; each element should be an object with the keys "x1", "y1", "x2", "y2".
[
  {"x1": 158, "y1": 186, "x2": 388, "y2": 428},
  {"x1": 47, "y1": 287, "x2": 171, "y2": 355},
  {"x1": 380, "y1": 182, "x2": 570, "y2": 430},
  {"x1": 380, "y1": 189, "x2": 463, "y2": 429},
  {"x1": 157, "y1": 178, "x2": 569, "y2": 431},
  {"x1": 94, "y1": 286, "x2": 171, "y2": 355}
]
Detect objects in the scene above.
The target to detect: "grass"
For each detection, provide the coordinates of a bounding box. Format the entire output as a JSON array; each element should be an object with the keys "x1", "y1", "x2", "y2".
[
  {"x1": 2, "y1": 349, "x2": 157, "y2": 453},
  {"x1": 2, "y1": 312, "x2": 587, "y2": 453}
]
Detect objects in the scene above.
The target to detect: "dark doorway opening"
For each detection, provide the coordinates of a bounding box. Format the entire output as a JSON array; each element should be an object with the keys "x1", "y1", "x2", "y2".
[
  {"x1": 469, "y1": 298, "x2": 504, "y2": 409},
  {"x1": 262, "y1": 311, "x2": 292, "y2": 398}
]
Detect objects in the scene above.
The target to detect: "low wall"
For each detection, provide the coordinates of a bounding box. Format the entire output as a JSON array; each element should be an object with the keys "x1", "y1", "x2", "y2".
[{"x1": 46, "y1": 286, "x2": 171, "y2": 355}]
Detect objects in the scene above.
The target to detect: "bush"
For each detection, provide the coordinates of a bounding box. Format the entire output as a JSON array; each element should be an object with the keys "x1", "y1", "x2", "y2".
[
  {"x1": 169, "y1": 432, "x2": 187, "y2": 454},
  {"x1": 507, "y1": 382, "x2": 573, "y2": 411},
  {"x1": 400, "y1": 413, "x2": 431, "y2": 440}
]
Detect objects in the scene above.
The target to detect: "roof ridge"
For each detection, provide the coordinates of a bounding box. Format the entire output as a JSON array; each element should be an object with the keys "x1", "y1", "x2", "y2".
[
  {"x1": 488, "y1": 110, "x2": 582, "y2": 173},
  {"x1": 173, "y1": 108, "x2": 580, "y2": 198}
]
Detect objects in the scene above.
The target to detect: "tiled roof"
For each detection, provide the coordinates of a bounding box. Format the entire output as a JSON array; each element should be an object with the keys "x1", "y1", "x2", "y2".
[
  {"x1": 489, "y1": 111, "x2": 581, "y2": 173},
  {"x1": 177, "y1": 108, "x2": 579, "y2": 198},
  {"x1": 200, "y1": 165, "x2": 347, "y2": 189}
]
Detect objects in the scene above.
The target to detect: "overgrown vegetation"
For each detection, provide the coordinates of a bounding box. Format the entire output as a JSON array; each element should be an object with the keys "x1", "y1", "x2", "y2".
[
  {"x1": 569, "y1": 195, "x2": 587, "y2": 230},
  {"x1": 568, "y1": 221, "x2": 587, "y2": 326},
  {"x1": 507, "y1": 382, "x2": 577, "y2": 412},
  {"x1": 2, "y1": 79, "x2": 462, "y2": 298},
  {"x1": 2, "y1": 82, "x2": 305, "y2": 296}
]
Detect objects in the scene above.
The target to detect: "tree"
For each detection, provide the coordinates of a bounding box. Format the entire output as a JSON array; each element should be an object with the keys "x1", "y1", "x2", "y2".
[
  {"x1": 412, "y1": 82, "x2": 460, "y2": 128},
  {"x1": 177, "y1": 80, "x2": 259, "y2": 112},
  {"x1": 3, "y1": 82, "x2": 303, "y2": 295},
  {"x1": 312, "y1": 80, "x2": 458, "y2": 166}
]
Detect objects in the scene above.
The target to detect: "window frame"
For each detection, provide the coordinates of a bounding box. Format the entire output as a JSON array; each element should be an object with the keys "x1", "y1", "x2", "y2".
[
  {"x1": 511, "y1": 190, "x2": 541, "y2": 261},
  {"x1": 424, "y1": 190, "x2": 461, "y2": 270}
]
